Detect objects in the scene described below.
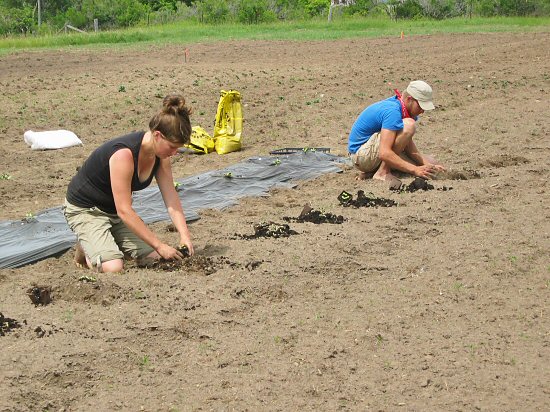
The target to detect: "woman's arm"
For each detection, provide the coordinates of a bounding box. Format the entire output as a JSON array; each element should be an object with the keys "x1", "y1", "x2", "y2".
[
  {"x1": 110, "y1": 149, "x2": 183, "y2": 260},
  {"x1": 155, "y1": 158, "x2": 194, "y2": 255}
]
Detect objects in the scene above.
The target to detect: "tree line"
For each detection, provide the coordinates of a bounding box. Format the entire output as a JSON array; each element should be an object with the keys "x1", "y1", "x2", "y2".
[{"x1": 2, "y1": 0, "x2": 549, "y2": 35}]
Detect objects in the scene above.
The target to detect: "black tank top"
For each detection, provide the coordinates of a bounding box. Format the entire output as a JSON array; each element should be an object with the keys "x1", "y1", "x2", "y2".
[{"x1": 67, "y1": 131, "x2": 160, "y2": 214}]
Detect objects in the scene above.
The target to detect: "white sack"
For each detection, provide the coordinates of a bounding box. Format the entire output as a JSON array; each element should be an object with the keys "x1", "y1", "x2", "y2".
[{"x1": 24, "y1": 130, "x2": 83, "y2": 150}]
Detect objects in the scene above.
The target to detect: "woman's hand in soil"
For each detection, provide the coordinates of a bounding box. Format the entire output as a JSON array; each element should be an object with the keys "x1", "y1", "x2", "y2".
[{"x1": 156, "y1": 243, "x2": 184, "y2": 260}]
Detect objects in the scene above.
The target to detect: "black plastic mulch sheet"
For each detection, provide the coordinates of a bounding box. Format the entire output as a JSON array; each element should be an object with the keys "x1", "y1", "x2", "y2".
[{"x1": 0, "y1": 151, "x2": 344, "y2": 268}]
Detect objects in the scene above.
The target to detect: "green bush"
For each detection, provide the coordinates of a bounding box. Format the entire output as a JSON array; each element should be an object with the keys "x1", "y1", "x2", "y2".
[
  {"x1": 0, "y1": 4, "x2": 34, "y2": 35},
  {"x1": 237, "y1": 0, "x2": 276, "y2": 23},
  {"x1": 395, "y1": 0, "x2": 424, "y2": 19},
  {"x1": 344, "y1": 0, "x2": 379, "y2": 16},
  {"x1": 195, "y1": 0, "x2": 230, "y2": 24},
  {"x1": 299, "y1": 0, "x2": 330, "y2": 16}
]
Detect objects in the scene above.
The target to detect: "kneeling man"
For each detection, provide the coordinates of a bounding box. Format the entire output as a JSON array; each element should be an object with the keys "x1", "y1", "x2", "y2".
[{"x1": 348, "y1": 80, "x2": 444, "y2": 183}]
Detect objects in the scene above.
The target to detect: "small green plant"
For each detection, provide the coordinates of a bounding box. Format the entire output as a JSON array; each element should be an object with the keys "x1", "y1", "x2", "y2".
[
  {"x1": 63, "y1": 309, "x2": 74, "y2": 322},
  {"x1": 273, "y1": 158, "x2": 281, "y2": 166},
  {"x1": 193, "y1": 79, "x2": 200, "y2": 86},
  {"x1": 78, "y1": 275, "x2": 97, "y2": 283},
  {"x1": 23, "y1": 212, "x2": 35, "y2": 222},
  {"x1": 509, "y1": 255, "x2": 518, "y2": 263},
  {"x1": 118, "y1": 85, "x2": 126, "y2": 92},
  {"x1": 224, "y1": 172, "x2": 233, "y2": 178},
  {"x1": 375, "y1": 334, "x2": 384, "y2": 344},
  {"x1": 173, "y1": 181, "x2": 182, "y2": 189},
  {"x1": 0, "y1": 173, "x2": 11, "y2": 180},
  {"x1": 453, "y1": 282, "x2": 464, "y2": 291},
  {"x1": 273, "y1": 336, "x2": 282, "y2": 344},
  {"x1": 139, "y1": 355, "x2": 150, "y2": 370},
  {"x1": 134, "y1": 290, "x2": 146, "y2": 300},
  {"x1": 305, "y1": 98, "x2": 320, "y2": 105}
]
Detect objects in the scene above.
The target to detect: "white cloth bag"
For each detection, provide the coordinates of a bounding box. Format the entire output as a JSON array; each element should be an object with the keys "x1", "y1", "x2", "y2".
[{"x1": 24, "y1": 130, "x2": 83, "y2": 150}]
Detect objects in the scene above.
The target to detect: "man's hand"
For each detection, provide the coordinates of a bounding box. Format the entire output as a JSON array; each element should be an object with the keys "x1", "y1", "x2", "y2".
[
  {"x1": 414, "y1": 164, "x2": 438, "y2": 179},
  {"x1": 156, "y1": 243, "x2": 183, "y2": 261}
]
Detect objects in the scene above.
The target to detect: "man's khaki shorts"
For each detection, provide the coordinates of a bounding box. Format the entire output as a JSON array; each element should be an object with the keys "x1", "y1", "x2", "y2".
[
  {"x1": 63, "y1": 200, "x2": 154, "y2": 267},
  {"x1": 350, "y1": 132, "x2": 382, "y2": 173}
]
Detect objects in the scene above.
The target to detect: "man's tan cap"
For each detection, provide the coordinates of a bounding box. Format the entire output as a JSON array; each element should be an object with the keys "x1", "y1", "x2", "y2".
[{"x1": 406, "y1": 80, "x2": 435, "y2": 111}]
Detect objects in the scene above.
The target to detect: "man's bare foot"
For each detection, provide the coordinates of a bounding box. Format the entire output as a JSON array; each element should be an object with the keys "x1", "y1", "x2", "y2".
[
  {"x1": 373, "y1": 172, "x2": 402, "y2": 189},
  {"x1": 74, "y1": 242, "x2": 88, "y2": 269},
  {"x1": 355, "y1": 171, "x2": 368, "y2": 181}
]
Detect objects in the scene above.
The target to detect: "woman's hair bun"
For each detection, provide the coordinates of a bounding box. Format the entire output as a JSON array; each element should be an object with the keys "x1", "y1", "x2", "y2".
[
  {"x1": 163, "y1": 94, "x2": 185, "y2": 110},
  {"x1": 162, "y1": 94, "x2": 192, "y2": 116}
]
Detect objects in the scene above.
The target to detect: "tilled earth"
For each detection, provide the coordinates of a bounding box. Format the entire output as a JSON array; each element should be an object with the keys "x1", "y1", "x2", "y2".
[{"x1": 1, "y1": 32, "x2": 549, "y2": 411}]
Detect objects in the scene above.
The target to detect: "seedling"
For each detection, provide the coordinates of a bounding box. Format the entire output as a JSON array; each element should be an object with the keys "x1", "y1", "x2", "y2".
[
  {"x1": 63, "y1": 309, "x2": 74, "y2": 322},
  {"x1": 23, "y1": 212, "x2": 35, "y2": 222},
  {"x1": 224, "y1": 172, "x2": 233, "y2": 178},
  {"x1": 78, "y1": 275, "x2": 97, "y2": 283},
  {"x1": 273, "y1": 158, "x2": 281, "y2": 166},
  {"x1": 453, "y1": 282, "x2": 464, "y2": 291},
  {"x1": 134, "y1": 290, "x2": 146, "y2": 300},
  {"x1": 139, "y1": 355, "x2": 150, "y2": 370},
  {"x1": 118, "y1": 85, "x2": 126, "y2": 92},
  {"x1": 375, "y1": 334, "x2": 384, "y2": 344},
  {"x1": 173, "y1": 181, "x2": 182, "y2": 191},
  {"x1": 0, "y1": 173, "x2": 11, "y2": 180}
]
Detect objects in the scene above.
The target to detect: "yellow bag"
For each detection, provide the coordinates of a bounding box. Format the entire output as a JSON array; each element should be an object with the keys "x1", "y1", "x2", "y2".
[
  {"x1": 214, "y1": 90, "x2": 243, "y2": 154},
  {"x1": 184, "y1": 126, "x2": 215, "y2": 154}
]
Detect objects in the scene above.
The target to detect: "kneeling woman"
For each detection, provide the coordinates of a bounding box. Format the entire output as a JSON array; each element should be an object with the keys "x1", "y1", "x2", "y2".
[{"x1": 64, "y1": 95, "x2": 194, "y2": 273}]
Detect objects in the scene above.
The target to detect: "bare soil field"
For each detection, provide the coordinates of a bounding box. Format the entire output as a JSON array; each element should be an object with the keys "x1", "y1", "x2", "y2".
[{"x1": 1, "y1": 32, "x2": 549, "y2": 411}]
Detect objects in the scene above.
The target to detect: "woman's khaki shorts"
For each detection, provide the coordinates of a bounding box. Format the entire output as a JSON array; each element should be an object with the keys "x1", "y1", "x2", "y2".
[
  {"x1": 350, "y1": 132, "x2": 382, "y2": 173},
  {"x1": 63, "y1": 200, "x2": 154, "y2": 267}
]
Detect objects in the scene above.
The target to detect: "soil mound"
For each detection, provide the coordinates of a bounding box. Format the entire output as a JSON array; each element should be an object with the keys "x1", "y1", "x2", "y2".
[
  {"x1": 284, "y1": 203, "x2": 345, "y2": 224},
  {"x1": 236, "y1": 222, "x2": 298, "y2": 239},
  {"x1": 436, "y1": 169, "x2": 481, "y2": 180},
  {"x1": 0, "y1": 313, "x2": 22, "y2": 336},
  {"x1": 54, "y1": 276, "x2": 130, "y2": 306},
  {"x1": 338, "y1": 190, "x2": 397, "y2": 208},
  {"x1": 479, "y1": 154, "x2": 529, "y2": 168},
  {"x1": 391, "y1": 177, "x2": 453, "y2": 193},
  {"x1": 26, "y1": 285, "x2": 52, "y2": 305},
  {"x1": 144, "y1": 255, "x2": 221, "y2": 275}
]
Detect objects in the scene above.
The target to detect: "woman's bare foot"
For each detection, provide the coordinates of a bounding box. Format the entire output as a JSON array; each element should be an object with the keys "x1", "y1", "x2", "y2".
[{"x1": 74, "y1": 242, "x2": 88, "y2": 269}]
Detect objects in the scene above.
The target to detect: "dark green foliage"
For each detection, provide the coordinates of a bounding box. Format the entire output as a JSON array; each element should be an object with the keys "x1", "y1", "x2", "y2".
[
  {"x1": 237, "y1": 0, "x2": 276, "y2": 23},
  {"x1": 395, "y1": 0, "x2": 424, "y2": 19},
  {"x1": 195, "y1": 0, "x2": 229, "y2": 24},
  {"x1": 0, "y1": 0, "x2": 549, "y2": 35}
]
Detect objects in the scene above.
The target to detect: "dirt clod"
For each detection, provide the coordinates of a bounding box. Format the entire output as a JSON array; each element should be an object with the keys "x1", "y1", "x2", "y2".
[
  {"x1": 237, "y1": 222, "x2": 298, "y2": 239},
  {"x1": 391, "y1": 177, "x2": 453, "y2": 193},
  {"x1": 284, "y1": 203, "x2": 345, "y2": 224},
  {"x1": 0, "y1": 313, "x2": 21, "y2": 336},
  {"x1": 339, "y1": 190, "x2": 397, "y2": 208},
  {"x1": 26, "y1": 285, "x2": 52, "y2": 306}
]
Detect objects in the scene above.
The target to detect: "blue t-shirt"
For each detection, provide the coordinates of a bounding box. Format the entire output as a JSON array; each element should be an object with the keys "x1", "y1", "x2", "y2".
[{"x1": 348, "y1": 96, "x2": 406, "y2": 154}]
